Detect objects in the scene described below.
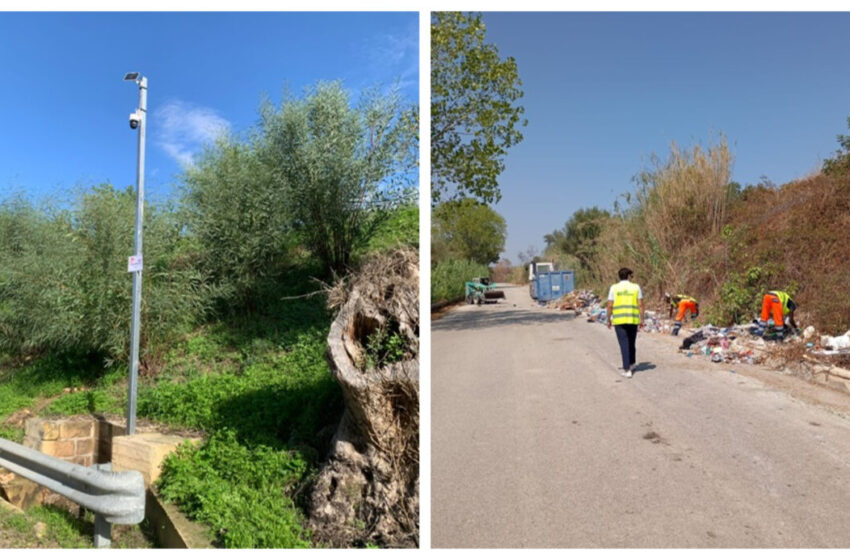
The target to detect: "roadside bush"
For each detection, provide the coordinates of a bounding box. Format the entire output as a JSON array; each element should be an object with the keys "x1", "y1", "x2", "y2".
[
  {"x1": 0, "y1": 187, "x2": 214, "y2": 368},
  {"x1": 431, "y1": 258, "x2": 489, "y2": 303}
]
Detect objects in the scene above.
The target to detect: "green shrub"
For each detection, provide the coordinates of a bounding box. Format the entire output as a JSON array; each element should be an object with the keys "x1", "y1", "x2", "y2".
[
  {"x1": 0, "y1": 187, "x2": 214, "y2": 366},
  {"x1": 706, "y1": 266, "x2": 779, "y2": 326},
  {"x1": 44, "y1": 388, "x2": 118, "y2": 416},
  {"x1": 431, "y1": 258, "x2": 489, "y2": 303},
  {"x1": 157, "y1": 430, "x2": 311, "y2": 548},
  {"x1": 362, "y1": 323, "x2": 408, "y2": 370},
  {"x1": 364, "y1": 205, "x2": 419, "y2": 253}
]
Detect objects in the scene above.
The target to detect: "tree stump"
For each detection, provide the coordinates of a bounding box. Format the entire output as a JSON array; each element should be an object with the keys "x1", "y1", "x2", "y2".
[{"x1": 309, "y1": 249, "x2": 419, "y2": 548}]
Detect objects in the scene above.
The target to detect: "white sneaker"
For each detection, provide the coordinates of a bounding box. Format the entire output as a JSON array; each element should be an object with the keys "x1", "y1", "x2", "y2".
[{"x1": 621, "y1": 369, "x2": 633, "y2": 378}]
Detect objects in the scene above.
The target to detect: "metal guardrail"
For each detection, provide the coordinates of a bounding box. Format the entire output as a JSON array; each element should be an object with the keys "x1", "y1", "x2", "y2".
[{"x1": 0, "y1": 437, "x2": 145, "y2": 547}]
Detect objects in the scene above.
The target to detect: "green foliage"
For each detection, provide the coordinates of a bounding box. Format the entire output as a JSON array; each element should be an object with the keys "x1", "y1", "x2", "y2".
[
  {"x1": 44, "y1": 388, "x2": 119, "y2": 416},
  {"x1": 143, "y1": 294, "x2": 343, "y2": 548},
  {"x1": 0, "y1": 353, "x2": 104, "y2": 419},
  {"x1": 822, "y1": 116, "x2": 850, "y2": 176},
  {"x1": 431, "y1": 12, "x2": 527, "y2": 204},
  {"x1": 157, "y1": 430, "x2": 311, "y2": 548},
  {"x1": 361, "y1": 323, "x2": 408, "y2": 370},
  {"x1": 364, "y1": 205, "x2": 419, "y2": 254},
  {"x1": 182, "y1": 138, "x2": 292, "y2": 308},
  {"x1": 707, "y1": 266, "x2": 774, "y2": 326},
  {"x1": 544, "y1": 207, "x2": 611, "y2": 273},
  {"x1": 432, "y1": 198, "x2": 506, "y2": 265},
  {"x1": 0, "y1": 187, "x2": 215, "y2": 366},
  {"x1": 259, "y1": 82, "x2": 418, "y2": 275},
  {"x1": 184, "y1": 82, "x2": 417, "y2": 282},
  {"x1": 431, "y1": 258, "x2": 490, "y2": 303}
]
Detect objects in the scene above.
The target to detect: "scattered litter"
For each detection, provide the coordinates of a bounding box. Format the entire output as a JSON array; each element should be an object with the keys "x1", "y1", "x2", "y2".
[
  {"x1": 550, "y1": 288, "x2": 850, "y2": 377},
  {"x1": 821, "y1": 331, "x2": 850, "y2": 350}
]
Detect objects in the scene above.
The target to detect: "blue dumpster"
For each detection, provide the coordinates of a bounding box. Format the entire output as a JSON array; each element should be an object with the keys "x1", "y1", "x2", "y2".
[{"x1": 534, "y1": 270, "x2": 575, "y2": 302}]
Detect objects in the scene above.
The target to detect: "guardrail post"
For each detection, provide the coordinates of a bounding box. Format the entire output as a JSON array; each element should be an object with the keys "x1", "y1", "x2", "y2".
[
  {"x1": 0, "y1": 437, "x2": 145, "y2": 548},
  {"x1": 93, "y1": 463, "x2": 113, "y2": 548}
]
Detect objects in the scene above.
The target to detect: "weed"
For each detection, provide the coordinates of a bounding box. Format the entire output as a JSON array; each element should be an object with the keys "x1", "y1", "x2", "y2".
[
  {"x1": 157, "y1": 430, "x2": 312, "y2": 548},
  {"x1": 361, "y1": 323, "x2": 408, "y2": 370}
]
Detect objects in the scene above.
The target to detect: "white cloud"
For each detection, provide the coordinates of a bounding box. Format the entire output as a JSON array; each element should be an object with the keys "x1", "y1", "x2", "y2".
[
  {"x1": 154, "y1": 100, "x2": 231, "y2": 168},
  {"x1": 364, "y1": 27, "x2": 418, "y2": 92}
]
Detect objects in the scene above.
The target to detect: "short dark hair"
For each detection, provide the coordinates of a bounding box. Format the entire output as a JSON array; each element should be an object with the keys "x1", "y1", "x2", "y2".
[{"x1": 618, "y1": 267, "x2": 633, "y2": 281}]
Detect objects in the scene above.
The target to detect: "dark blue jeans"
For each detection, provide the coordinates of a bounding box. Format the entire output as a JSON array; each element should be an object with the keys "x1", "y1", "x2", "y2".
[{"x1": 614, "y1": 324, "x2": 638, "y2": 371}]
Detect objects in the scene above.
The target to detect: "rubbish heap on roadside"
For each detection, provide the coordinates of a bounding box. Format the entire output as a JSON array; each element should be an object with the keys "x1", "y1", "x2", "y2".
[
  {"x1": 546, "y1": 289, "x2": 601, "y2": 311},
  {"x1": 549, "y1": 289, "x2": 850, "y2": 376}
]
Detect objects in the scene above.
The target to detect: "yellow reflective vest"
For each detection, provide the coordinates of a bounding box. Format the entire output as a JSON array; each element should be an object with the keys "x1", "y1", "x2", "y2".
[{"x1": 611, "y1": 281, "x2": 641, "y2": 325}]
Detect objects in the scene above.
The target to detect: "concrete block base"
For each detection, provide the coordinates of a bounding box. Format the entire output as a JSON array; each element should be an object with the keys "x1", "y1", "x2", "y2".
[{"x1": 112, "y1": 433, "x2": 200, "y2": 487}]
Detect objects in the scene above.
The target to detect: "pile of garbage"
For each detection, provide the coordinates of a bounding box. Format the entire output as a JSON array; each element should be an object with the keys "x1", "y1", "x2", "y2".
[
  {"x1": 547, "y1": 289, "x2": 601, "y2": 311},
  {"x1": 552, "y1": 289, "x2": 850, "y2": 376},
  {"x1": 677, "y1": 324, "x2": 765, "y2": 365}
]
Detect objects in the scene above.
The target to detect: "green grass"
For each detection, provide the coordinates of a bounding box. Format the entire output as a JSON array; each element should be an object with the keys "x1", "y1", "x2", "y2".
[
  {"x1": 144, "y1": 295, "x2": 343, "y2": 547},
  {"x1": 0, "y1": 504, "x2": 153, "y2": 548},
  {"x1": 0, "y1": 353, "x2": 112, "y2": 442},
  {"x1": 0, "y1": 271, "x2": 346, "y2": 548},
  {"x1": 0, "y1": 353, "x2": 104, "y2": 417}
]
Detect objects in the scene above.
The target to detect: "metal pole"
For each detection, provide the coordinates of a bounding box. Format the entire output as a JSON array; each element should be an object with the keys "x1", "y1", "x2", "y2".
[
  {"x1": 93, "y1": 463, "x2": 113, "y2": 548},
  {"x1": 127, "y1": 76, "x2": 147, "y2": 435}
]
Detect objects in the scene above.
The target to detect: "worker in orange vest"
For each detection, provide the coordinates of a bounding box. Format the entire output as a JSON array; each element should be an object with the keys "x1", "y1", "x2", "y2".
[
  {"x1": 757, "y1": 290, "x2": 798, "y2": 340},
  {"x1": 665, "y1": 293, "x2": 699, "y2": 336}
]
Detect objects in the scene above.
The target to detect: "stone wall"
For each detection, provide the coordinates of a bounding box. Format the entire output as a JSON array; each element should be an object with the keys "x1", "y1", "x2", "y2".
[{"x1": 23, "y1": 417, "x2": 98, "y2": 466}]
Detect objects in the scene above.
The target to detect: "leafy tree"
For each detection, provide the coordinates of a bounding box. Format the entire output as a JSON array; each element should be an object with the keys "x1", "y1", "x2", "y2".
[
  {"x1": 183, "y1": 138, "x2": 290, "y2": 308},
  {"x1": 432, "y1": 198, "x2": 506, "y2": 265},
  {"x1": 544, "y1": 207, "x2": 610, "y2": 270},
  {"x1": 259, "y1": 81, "x2": 418, "y2": 275},
  {"x1": 431, "y1": 12, "x2": 527, "y2": 205},
  {"x1": 184, "y1": 81, "x2": 418, "y2": 288}
]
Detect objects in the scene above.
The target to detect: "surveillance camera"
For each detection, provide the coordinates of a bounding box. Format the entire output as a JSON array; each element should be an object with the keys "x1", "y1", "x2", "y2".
[{"x1": 129, "y1": 111, "x2": 142, "y2": 130}]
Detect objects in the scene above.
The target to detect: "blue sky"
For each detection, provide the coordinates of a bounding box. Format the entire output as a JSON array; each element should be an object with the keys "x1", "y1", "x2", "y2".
[
  {"x1": 480, "y1": 12, "x2": 850, "y2": 263},
  {"x1": 0, "y1": 12, "x2": 418, "y2": 205}
]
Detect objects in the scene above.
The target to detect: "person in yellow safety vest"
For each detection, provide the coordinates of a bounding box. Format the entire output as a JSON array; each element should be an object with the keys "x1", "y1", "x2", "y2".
[
  {"x1": 606, "y1": 267, "x2": 645, "y2": 378},
  {"x1": 757, "y1": 290, "x2": 798, "y2": 339},
  {"x1": 665, "y1": 293, "x2": 699, "y2": 336}
]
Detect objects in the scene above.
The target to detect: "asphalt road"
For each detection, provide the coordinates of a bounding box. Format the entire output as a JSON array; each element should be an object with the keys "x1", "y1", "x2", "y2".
[{"x1": 431, "y1": 285, "x2": 850, "y2": 548}]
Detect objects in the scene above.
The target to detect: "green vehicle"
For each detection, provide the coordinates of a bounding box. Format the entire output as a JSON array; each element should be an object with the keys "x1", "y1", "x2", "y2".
[{"x1": 465, "y1": 277, "x2": 506, "y2": 305}]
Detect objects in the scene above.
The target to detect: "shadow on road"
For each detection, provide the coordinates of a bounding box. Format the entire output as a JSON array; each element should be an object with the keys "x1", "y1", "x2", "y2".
[
  {"x1": 632, "y1": 362, "x2": 656, "y2": 373},
  {"x1": 432, "y1": 305, "x2": 576, "y2": 332}
]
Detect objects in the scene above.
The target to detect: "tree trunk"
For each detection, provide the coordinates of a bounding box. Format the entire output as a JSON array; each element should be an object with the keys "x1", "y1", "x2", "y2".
[{"x1": 309, "y1": 249, "x2": 419, "y2": 548}]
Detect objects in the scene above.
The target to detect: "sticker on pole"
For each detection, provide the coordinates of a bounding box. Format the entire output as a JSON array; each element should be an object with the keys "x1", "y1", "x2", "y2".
[{"x1": 127, "y1": 255, "x2": 143, "y2": 273}]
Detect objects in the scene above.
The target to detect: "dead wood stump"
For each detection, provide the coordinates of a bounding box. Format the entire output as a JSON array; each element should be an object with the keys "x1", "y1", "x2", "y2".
[{"x1": 309, "y1": 249, "x2": 419, "y2": 548}]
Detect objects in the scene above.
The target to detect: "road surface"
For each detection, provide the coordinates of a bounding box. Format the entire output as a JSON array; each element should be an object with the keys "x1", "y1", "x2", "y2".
[{"x1": 432, "y1": 285, "x2": 850, "y2": 547}]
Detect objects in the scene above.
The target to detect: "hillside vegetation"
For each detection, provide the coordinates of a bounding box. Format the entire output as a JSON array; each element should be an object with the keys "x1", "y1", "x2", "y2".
[
  {"x1": 0, "y1": 81, "x2": 418, "y2": 548},
  {"x1": 544, "y1": 127, "x2": 850, "y2": 334}
]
